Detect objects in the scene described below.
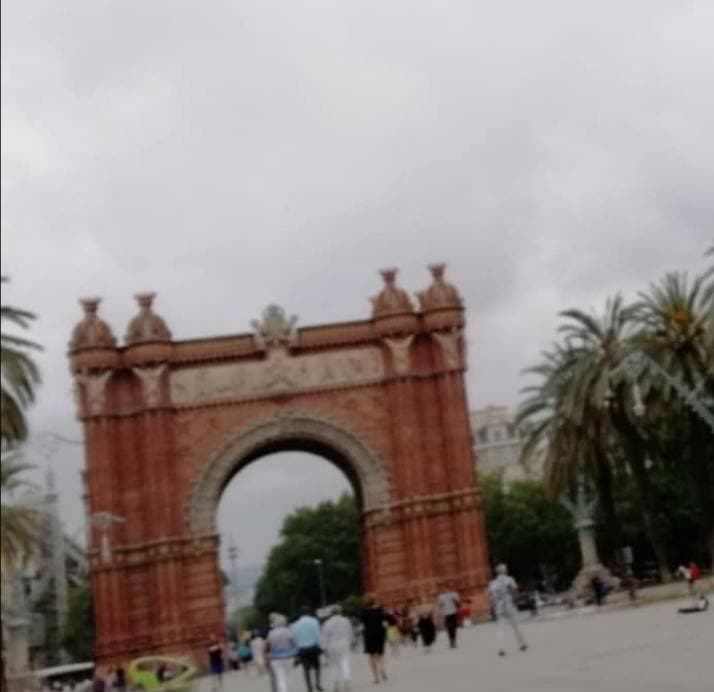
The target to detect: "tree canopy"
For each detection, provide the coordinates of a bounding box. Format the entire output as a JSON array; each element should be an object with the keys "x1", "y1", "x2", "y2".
[
  {"x1": 253, "y1": 493, "x2": 361, "y2": 620},
  {"x1": 481, "y1": 475, "x2": 579, "y2": 590},
  {"x1": 517, "y1": 250, "x2": 714, "y2": 575}
]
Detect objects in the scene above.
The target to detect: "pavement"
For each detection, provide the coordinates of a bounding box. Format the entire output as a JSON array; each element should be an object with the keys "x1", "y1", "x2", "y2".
[{"x1": 196, "y1": 597, "x2": 713, "y2": 692}]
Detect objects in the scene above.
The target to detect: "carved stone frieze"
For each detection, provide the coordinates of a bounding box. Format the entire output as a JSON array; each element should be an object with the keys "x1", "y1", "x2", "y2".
[
  {"x1": 171, "y1": 346, "x2": 385, "y2": 406},
  {"x1": 384, "y1": 335, "x2": 414, "y2": 375},
  {"x1": 432, "y1": 329, "x2": 462, "y2": 370},
  {"x1": 76, "y1": 370, "x2": 113, "y2": 416},
  {"x1": 132, "y1": 364, "x2": 167, "y2": 408}
]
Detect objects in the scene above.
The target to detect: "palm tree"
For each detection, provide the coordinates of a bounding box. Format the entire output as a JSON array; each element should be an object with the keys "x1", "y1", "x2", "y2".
[
  {"x1": 634, "y1": 269, "x2": 714, "y2": 568},
  {"x1": 1, "y1": 452, "x2": 38, "y2": 692},
  {"x1": 519, "y1": 296, "x2": 673, "y2": 578},
  {"x1": 1, "y1": 277, "x2": 42, "y2": 447},
  {"x1": 0, "y1": 452, "x2": 37, "y2": 567}
]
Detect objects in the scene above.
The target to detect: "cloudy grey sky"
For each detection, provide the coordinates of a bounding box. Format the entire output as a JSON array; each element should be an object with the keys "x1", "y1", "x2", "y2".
[{"x1": 2, "y1": 1, "x2": 712, "y2": 569}]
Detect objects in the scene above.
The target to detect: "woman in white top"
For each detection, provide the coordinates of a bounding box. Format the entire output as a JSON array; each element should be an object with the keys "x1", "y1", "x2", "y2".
[{"x1": 321, "y1": 606, "x2": 354, "y2": 691}]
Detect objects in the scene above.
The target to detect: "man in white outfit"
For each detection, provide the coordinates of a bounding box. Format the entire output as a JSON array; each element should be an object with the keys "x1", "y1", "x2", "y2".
[
  {"x1": 487, "y1": 563, "x2": 528, "y2": 657},
  {"x1": 321, "y1": 606, "x2": 353, "y2": 692}
]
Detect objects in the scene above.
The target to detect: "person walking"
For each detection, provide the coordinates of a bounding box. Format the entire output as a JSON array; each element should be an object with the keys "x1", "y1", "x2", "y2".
[
  {"x1": 207, "y1": 635, "x2": 225, "y2": 690},
  {"x1": 321, "y1": 606, "x2": 353, "y2": 692},
  {"x1": 386, "y1": 618, "x2": 401, "y2": 656},
  {"x1": 292, "y1": 606, "x2": 324, "y2": 692},
  {"x1": 360, "y1": 595, "x2": 389, "y2": 684},
  {"x1": 436, "y1": 584, "x2": 461, "y2": 648},
  {"x1": 688, "y1": 561, "x2": 702, "y2": 596},
  {"x1": 487, "y1": 563, "x2": 527, "y2": 657},
  {"x1": 251, "y1": 630, "x2": 267, "y2": 675},
  {"x1": 417, "y1": 604, "x2": 436, "y2": 653},
  {"x1": 267, "y1": 614, "x2": 298, "y2": 692}
]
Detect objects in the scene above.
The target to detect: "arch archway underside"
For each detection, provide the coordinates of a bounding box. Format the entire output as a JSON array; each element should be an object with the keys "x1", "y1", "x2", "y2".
[{"x1": 187, "y1": 412, "x2": 391, "y2": 537}]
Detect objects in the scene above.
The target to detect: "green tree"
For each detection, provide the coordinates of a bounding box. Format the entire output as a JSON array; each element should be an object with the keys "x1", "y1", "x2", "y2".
[
  {"x1": 0, "y1": 453, "x2": 38, "y2": 566},
  {"x1": 517, "y1": 298, "x2": 636, "y2": 563},
  {"x1": 62, "y1": 585, "x2": 94, "y2": 662},
  {"x1": 518, "y1": 296, "x2": 675, "y2": 578},
  {"x1": 1, "y1": 453, "x2": 38, "y2": 692},
  {"x1": 253, "y1": 494, "x2": 360, "y2": 619},
  {"x1": 1, "y1": 278, "x2": 42, "y2": 447},
  {"x1": 481, "y1": 475, "x2": 578, "y2": 590},
  {"x1": 634, "y1": 268, "x2": 714, "y2": 566}
]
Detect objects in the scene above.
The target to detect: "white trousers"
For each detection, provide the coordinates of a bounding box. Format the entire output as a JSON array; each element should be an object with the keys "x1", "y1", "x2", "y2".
[
  {"x1": 496, "y1": 608, "x2": 526, "y2": 650},
  {"x1": 327, "y1": 649, "x2": 351, "y2": 684},
  {"x1": 270, "y1": 658, "x2": 293, "y2": 692}
]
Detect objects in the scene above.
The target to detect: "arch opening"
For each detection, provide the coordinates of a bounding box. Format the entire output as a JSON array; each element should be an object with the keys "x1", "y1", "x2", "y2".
[
  {"x1": 216, "y1": 449, "x2": 358, "y2": 616},
  {"x1": 187, "y1": 413, "x2": 390, "y2": 538}
]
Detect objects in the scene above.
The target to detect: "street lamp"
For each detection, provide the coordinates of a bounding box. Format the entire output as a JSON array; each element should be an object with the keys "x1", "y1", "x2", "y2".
[{"x1": 313, "y1": 559, "x2": 326, "y2": 609}]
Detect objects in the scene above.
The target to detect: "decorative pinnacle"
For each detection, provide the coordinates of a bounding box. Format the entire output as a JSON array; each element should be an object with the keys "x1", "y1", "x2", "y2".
[
  {"x1": 379, "y1": 268, "x2": 398, "y2": 285},
  {"x1": 134, "y1": 292, "x2": 156, "y2": 310},
  {"x1": 428, "y1": 263, "x2": 446, "y2": 280},
  {"x1": 79, "y1": 298, "x2": 101, "y2": 315}
]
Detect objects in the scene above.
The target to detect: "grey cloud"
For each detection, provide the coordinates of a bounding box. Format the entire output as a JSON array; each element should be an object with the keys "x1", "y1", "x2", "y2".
[{"x1": 2, "y1": 0, "x2": 711, "y2": 566}]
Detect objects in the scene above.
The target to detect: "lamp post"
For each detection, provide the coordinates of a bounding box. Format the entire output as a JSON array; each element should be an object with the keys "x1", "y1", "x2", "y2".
[{"x1": 313, "y1": 559, "x2": 326, "y2": 609}]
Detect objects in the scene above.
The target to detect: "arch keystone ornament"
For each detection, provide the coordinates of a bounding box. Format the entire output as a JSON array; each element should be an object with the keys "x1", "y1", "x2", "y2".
[{"x1": 69, "y1": 267, "x2": 491, "y2": 668}]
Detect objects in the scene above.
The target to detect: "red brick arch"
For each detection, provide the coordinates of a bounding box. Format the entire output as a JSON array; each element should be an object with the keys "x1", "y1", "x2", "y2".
[
  {"x1": 186, "y1": 411, "x2": 391, "y2": 536},
  {"x1": 69, "y1": 268, "x2": 490, "y2": 667}
]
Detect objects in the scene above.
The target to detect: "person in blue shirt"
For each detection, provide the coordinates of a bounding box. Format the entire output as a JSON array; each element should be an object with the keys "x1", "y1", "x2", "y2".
[{"x1": 291, "y1": 606, "x2": 323, "y2": 692}]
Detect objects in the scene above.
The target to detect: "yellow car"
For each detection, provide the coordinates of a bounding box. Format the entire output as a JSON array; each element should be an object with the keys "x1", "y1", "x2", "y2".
[{"x1": 126, "y1": 656, "x2": 197, "y2": 691}]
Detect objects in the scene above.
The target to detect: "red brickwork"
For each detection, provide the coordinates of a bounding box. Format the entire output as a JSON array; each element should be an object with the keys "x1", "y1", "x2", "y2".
[{"x1": 69, "y1": 268, "x2": 490, "y2": 668}]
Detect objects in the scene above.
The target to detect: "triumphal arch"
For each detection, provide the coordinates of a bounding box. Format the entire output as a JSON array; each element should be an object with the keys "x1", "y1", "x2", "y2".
[{"x1": 68, "y1": 265, "x2": 490, "y2": 665}]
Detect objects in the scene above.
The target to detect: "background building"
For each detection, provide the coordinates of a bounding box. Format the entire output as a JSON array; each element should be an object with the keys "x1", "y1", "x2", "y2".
[
  {"x1": 471, "y1": 406, "x2": 542, "y2": 486},
  {"x1": 2, "y1": 470, "x2": 89, "y2": 683}
]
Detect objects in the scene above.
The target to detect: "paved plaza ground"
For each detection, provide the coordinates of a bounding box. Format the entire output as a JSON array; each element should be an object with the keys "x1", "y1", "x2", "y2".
[{"x1": 197, "y1": 598, "x2": 713, "y2": 692}]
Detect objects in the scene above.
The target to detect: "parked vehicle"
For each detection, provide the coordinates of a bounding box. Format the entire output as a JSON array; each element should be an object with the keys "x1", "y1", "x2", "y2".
[{"x1": 126, "y1": 657, "x2": 197, "y2": 691}]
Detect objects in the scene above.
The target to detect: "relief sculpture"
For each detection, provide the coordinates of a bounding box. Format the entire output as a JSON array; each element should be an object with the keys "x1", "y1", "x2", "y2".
[{"x1": 171, "y1": 346, "x2": 385, "y2": 406}]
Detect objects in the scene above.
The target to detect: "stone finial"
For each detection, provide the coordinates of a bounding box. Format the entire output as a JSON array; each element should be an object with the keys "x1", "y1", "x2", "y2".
[
  {"x1": 416, "y1": 263, "x2": 462, "y2": 312},
  {"x1": 125, "y1": 292, "x2": 172, "y2": 345},
  {"x1": 370, "y1": 268, "x2": 414, "y2": 317},
  {"x1": 69, "y1": 298, "x2": 117, "y2": 351}
]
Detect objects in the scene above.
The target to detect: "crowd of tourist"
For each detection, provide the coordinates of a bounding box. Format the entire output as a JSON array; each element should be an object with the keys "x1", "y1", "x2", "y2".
[{"x1": 204, "y1": 568, "x2": 527, "y2": 692}]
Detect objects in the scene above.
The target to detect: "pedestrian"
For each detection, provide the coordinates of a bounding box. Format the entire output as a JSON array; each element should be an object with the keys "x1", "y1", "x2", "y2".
[
  {"x1": 251, "y1": 630, "x2": 267, "y2": 675},
  {"x1": 459, "y1": 598, "x2": 473, "y2": 628},
  {"x1": 688, "y1": 561, "x2": 702, "y2": 596},
  {"x1": 417, "y1": 604, "x2": 436, "y2": 653},
  {"x1": 227, "y1": 641, "x2": 240, "y2": 671},
  {"x1": 487, "y1": 563, "x2": 527, "y2": 656},
  {"x1": 386, "y1": 618, "x2": 401, "y2": 656},
  {"x1": 291, "y1": 606, "x2": 324, "y2": 692},
  {"x1": 436, "y1": 584, "x2": 461, "y2": 648},
  {"x1": 207, "y1": 634, "x2": 225, "y2": 690},
  {"x1": 360, "y1": 595, "x2": 389, "y2": 684},
  {"x1": 112, "y1": 668, "x2": 126, "y2": 692},
  {"x1": 239, "y1": 636, "x2": 253, "y2": 669},
  {"x1": 267, "y1": 614, "x2": 298, "y2": 692},
  {"x1": 321, "y1": 606, "x2": 353, "y2": 692},
  {"x1": 590, "y1": 575, "x2": 605, "y2": 606}
]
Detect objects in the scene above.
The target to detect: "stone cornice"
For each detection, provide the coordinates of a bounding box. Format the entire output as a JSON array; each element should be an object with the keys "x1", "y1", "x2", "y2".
[
  {"x1": 89, "y1": 534, "x2": 217, "y2": 571},
  {"x1": 364, "y1": 487, "x2": 481, "y2": 528}
]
